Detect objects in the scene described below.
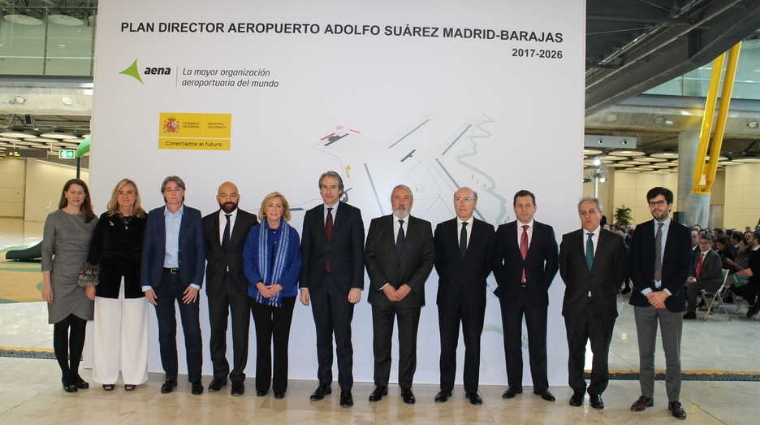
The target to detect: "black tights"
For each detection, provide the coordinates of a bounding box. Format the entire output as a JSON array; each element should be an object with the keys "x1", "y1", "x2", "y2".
[{"x1": 53, "y1": 314, "x2": 87, "y2": 382}]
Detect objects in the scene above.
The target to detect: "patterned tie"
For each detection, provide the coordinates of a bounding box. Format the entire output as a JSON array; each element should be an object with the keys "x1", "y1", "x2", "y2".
[
  {"x1": 520, "y1": 225, "x2": 529, "y2": 283},
  {"x1": 222, "y1": 214, "x2": 231, "y2": 248},
  {"x1": 695, "y1": 252, "x2": 705, "y2": 278},
  {"x1": 325, "y1": 207, "x2": 334, "y2": 241},
  {"x1": 654, "y1": 222, "x2": 664, "y2": 282},
  {"x1": 325, "y1": 207, "x2": 334, "y2": 272},
  {"x1": 460, "y1": 222, "x2": 468, "y2": 259},
  {"x1": 586, "y1": 232, "x2": 595, "y2": 271},
  {"x1": 396, "y1": 219, "x2": 405, "y2": 259}
]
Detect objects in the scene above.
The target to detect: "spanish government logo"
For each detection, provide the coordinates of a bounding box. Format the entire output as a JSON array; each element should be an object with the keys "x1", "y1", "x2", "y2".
[{"x1": 163, "y1": 117, "x2": 179, "y2": 134}]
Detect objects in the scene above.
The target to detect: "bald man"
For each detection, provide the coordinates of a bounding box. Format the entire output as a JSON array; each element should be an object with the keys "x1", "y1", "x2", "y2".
[{"x1": 202, "y1": 182, "x2": 258, "y2": 395}]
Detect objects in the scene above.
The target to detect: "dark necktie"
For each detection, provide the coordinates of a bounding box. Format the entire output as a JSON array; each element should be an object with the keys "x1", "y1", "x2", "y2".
[
  {"x1": 520, "y1": 225, "x2": 529, "y2": 282},
  {"x1": 654, "y1": 222, "x2": 664, "y2": 282},
  {"x1": 396, "y1": 219, "x2": 405, "y2": 259},
  {"x1": 460, "y1": 222, "x2": 468, "y2": 259},
  {"x1": 325, "y1": 207, "x2": 334, "y2": 241},
  {"x1": 222, "y1": 213, "x2": 231, "y2": 248},
  {"x1": 586, "y1": 232, "x2": 595, "y2": 270}
]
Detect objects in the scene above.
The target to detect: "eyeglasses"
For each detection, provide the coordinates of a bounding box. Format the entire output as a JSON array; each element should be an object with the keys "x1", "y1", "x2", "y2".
[
  {"x1": 455, "y1": 197, "x2": 476, "y2": 202},
  {"x1": 648, "y1": 200, "x2": 667, "y2": 207}
]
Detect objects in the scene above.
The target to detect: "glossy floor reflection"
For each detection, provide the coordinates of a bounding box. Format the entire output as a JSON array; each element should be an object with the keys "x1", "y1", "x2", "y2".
[{"x1": 0, "y1": 356, "x2": 758, "y2": 425}]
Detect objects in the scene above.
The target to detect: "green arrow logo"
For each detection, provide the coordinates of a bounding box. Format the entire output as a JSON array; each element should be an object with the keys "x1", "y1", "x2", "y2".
[{"x1": 119, "y1": 59, "x2": 144, "y2": 83}]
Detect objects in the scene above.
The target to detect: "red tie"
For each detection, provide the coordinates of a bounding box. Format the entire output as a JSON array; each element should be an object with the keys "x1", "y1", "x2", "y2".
[
  {"x1": 695, "y1": 252, "x2": 705, "y2": 278},
  {"x1": 520, "y1": 225, "x2": 529, "y2": 283}
]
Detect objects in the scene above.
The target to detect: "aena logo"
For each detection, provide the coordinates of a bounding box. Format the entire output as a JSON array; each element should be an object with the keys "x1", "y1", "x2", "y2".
[{"x1": 119, "y1": 59, "x2": 172, "y2": 83}]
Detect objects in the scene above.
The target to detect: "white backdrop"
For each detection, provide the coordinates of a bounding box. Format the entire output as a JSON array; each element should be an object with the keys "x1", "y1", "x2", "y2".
[{"x1": 90, "y1": 0, "x2": 585, "y2": 386}]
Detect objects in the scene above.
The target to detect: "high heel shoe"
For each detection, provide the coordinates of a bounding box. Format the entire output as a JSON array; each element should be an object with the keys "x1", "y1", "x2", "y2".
[{"x1": 61, "y1": 378, "x2": 77, "y2": 393}]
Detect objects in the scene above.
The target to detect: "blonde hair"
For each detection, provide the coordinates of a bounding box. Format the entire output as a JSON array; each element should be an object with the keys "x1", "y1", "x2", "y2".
[
  {"x1": 258, "y1": 192, "x2": 291, "y2": 222},
  {"x1": 106, "y1": 178, "x2": 146, "y2": 217}
]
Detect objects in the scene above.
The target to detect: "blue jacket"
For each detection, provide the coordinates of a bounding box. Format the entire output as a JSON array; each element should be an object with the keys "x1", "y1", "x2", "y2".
[
  {"x1": 141, "y1": 205, "x2": 205, "y2": 290},
  {"x1": 243, "y1": 221, "x2": 302, "y2": 298}
]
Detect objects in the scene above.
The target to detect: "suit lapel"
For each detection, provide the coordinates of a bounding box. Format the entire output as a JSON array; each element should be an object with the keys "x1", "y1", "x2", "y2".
[{"x1": 211, "y1": 210, "x2": 222, "y2": 248}]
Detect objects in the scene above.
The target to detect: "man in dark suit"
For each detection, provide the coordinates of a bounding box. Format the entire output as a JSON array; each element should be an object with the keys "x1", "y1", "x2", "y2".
[
  {"x1": 493, "y1": 190, "x2": 558, "y2": 402},
  {"x1": 202, "y1": 181, "x2": 258, "y2": 395},
  {"x1": 299, "y1": 171, "x2": 365, "y2": 408},
  {"x1": 559, "y1": 197, "x2": 625, "y2": 409},
  {"x1": 684, "y1": 234, "x2": 723, "y2": 320},
  {"x1": 141, "y1": 176, "x2": 205, "y2": 395},
  {"x1": 433, "y1": 187, "x2": 494, "y2": 405},
  {"x1": 365, "y1": 184, "x2": 434, "y2": 405},
  {"x1": 628, "y1": 187, "x2": 691, "y2": 420}
]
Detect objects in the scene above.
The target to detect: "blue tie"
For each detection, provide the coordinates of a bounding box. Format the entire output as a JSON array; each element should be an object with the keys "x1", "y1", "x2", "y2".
[{"x1": 586, "y1": 232, "x2": 594, "y2": 270}]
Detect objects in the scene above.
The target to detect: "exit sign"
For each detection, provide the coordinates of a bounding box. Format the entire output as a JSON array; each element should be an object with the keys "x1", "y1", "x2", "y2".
[{"x1": 59, "y1": 150, "x2": 75, "y2": 159}]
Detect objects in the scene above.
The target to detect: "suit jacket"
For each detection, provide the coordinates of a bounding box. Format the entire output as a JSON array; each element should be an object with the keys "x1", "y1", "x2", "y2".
[
  {"x1": 141, "y1": 205, "x2": 205, "y2": 290},
  {"x1": 299, "y1": 202, "x2": 365, "y2": 292},
  {"x1": 559, "y1": 229, "x2": 625, "y2": 320},
  {"x1": 202, "y1": 208, "x2": 258, "y2": 298},
  {"x1": 628, "y1": 219, "x2": 691, "y2": 312},
  {"x1": 692, "y1": 249, "x2": 723, "y2": 288},
  {"x1": 493, "y1": 220, "x2": 559, "y2": 305},
  {"x1": 433, "y1": 217, "x2": 494, "y2": 308},
  {"x1": 365, "y1": 215, "x2": 434, "y2": 308}
]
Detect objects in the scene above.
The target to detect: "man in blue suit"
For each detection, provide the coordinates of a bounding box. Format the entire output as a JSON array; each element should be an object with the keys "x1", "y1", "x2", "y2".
[
  {"x1": 628, "y1": 187, "x2": 691, "y2": 420},
  {"x1": 142, "y1": 176, "x2": 206, "y2": 395}
]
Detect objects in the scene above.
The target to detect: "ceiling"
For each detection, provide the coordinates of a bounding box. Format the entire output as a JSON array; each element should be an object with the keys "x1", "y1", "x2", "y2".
[{"x1": 3, "y1": 0, "x2": 760, "y2": 162}]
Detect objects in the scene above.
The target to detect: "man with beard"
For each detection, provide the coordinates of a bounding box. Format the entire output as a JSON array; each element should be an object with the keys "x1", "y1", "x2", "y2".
[
  {"x1": 365, "y1": 184, "x2": 434, "y2": 404},
  {"x1": 629, "y1": 187, "x2": 691, "y2": 420},
  {"x1": 202, "y1": 181, "x2": 258, "y2": 395}
]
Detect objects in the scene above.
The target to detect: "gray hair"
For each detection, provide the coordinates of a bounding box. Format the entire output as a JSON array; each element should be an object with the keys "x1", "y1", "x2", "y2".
[
  {"x1": 161, "y1": 175, "x2": 186, "y2": 192},
  {"x1": 318, "y1": 171, "x2": 344, "y2": 194},
  {"x1": 391, "y1": 184, "x2": 413, "y2": 200},
  {"x1": 455, "y1": 187, "x2": 478, "y2": 201},
  {"x1": 577, "y1": 196, "x2": 603, "y2": 213}
]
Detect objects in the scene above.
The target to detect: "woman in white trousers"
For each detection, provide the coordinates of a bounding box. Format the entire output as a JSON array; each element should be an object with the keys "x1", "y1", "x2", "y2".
[{"x1": 86, "y1": 178, "x2": 149, "y2": 391}]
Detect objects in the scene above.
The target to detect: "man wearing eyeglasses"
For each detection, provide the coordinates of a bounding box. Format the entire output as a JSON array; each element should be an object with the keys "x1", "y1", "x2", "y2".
[
  {"x1": 684, "y1": 234, "x2": 722, "y2": 320},
  {"x1": 142, "y1": 176, "x2": 206, "y2": 395},
  {"x1": 628, "y1": 187, "x2": 691, "y2": 420},
  {"x1": 432, "y1": 187, "x2": 494, "y2": 405}
]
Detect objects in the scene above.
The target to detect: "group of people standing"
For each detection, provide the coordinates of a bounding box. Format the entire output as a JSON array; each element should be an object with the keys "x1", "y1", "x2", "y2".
[{"x1": 40, "y1": 173, "x2": 691, "y2": 419}]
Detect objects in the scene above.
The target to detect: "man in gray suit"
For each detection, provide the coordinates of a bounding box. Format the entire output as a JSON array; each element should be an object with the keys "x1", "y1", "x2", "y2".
[{"x1": 684, "y1": 234, "x2": 723, "y2": 320}]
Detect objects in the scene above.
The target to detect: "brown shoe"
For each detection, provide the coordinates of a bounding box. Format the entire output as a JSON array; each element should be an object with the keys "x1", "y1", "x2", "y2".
[
  {"x1": 630, "y1": 395, "x2": 653, "y2": 411},
  {"x1": 668, "y1": 401, "x2": 687, "y2": 420}
]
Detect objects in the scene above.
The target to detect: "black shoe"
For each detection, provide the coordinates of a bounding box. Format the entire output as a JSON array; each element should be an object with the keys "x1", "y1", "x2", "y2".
[
  {"x1": 191, "y1": 381, "x2": 204, "y2": 395},
  {"x1": 589, "y1": 394, "x2": 604, "y2": 409},
  {"x1": 502, "y1": 386, "x2": 522, "y2": 399},
  {"x1": 569, "y1": 392, "x2": 584, "y2": 407},
  {"x1": 534, "y1": 389, "x2": 555, "y2": 401},
  {"x1": 160, "y1": 378, "x2": 177, "y2": 394},
  {"x1": 231, "y1": 381, "x2": 244, "y2": 396},
  {"x1": 368, "y1": 385, "x2": 388, "y2": 402},
  {"x1": 401, "y1": 387, "x2": 416, "y2": 405},
  {"x1": 256, "y1": 389, "x2": 268, "y2": 397},
  {"x1": 466, "y1": 392, "x2": 483, "y2": 405},
  {"x1": 747, "y1": 304, "x2": 760, "y2": 318},
  {"x1": 310, "y1": 384, "x2": 331, "y2": 401},
  {"x1": 274, "y1": 391, "x2": 285, "y2": 399},
  {"x1": 340, "y1": 390, "x2": 354, "y2": 407},
  {"x1": 668, "y1": 401, "x2": 687, "y2": 420},
  {"x1": 683, "y1": 312, "x2": 697, "y2": 320},
  {"x1": 73, "y1": 376, "x2": 89, "y2": 390},
  {"x1": 434, "y1": 390, "x2": 452, "y2": 403},
  {"x1": 630, "y1": 395, "x2": 653, "y2": 411},
  {"x1": 61, "y1": 378, "x2": 77, "y2": 393},
  {"x1": 208, "y1": 378, "x2": 227, "y2": 392}
]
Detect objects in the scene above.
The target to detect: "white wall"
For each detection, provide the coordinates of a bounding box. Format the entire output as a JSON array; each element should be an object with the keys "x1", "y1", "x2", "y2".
[
  {"x1": 610, "y1": 171, "x2": 679, "y2": 225},
  {"x1": 24, "y1": 159, "x2": 89, "y2": 222},
  {"x1": 0, "y1": 159, "x2": 26, "y2": 217}
]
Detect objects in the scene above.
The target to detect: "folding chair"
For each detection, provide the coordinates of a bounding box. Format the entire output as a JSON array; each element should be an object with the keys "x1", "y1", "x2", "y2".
[{"x1": 701, "y1": 269, "x2": 730, "y2": 320}]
